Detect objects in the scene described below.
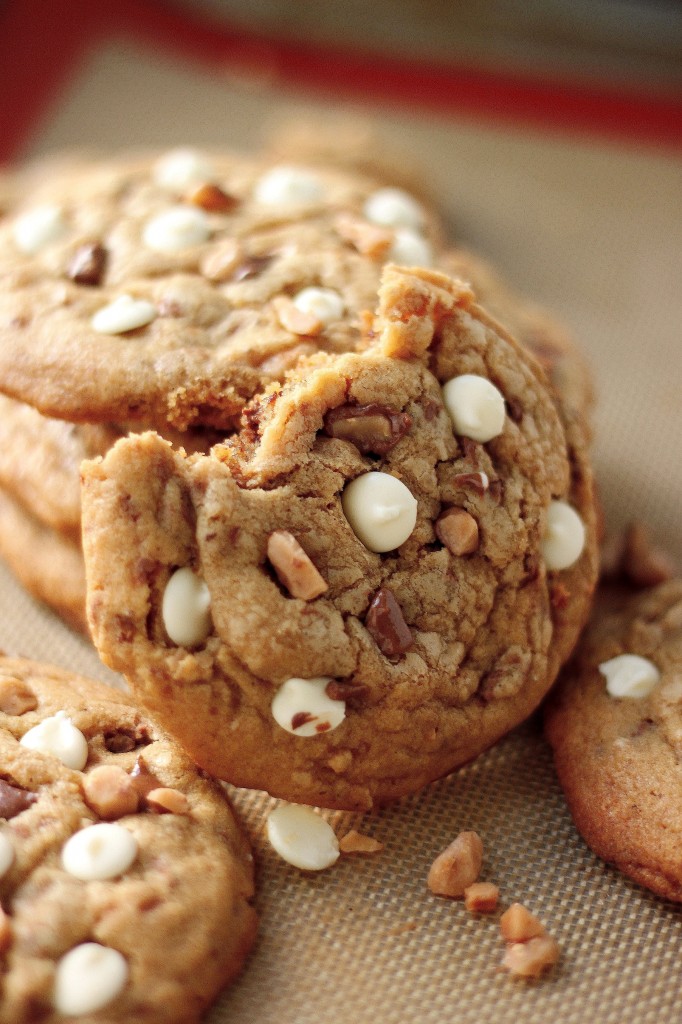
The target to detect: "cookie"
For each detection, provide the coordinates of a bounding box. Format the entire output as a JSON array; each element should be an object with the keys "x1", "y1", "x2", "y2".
[
  {"x1": 0, "y1": 395, "x2": 224, "y2": 544},
  {"x1": 81, "y1": 265, "x2": 598, "y2": 810},
  {"x1": 0, "y1": 148, "x2": 442, "y2": 431},
  {"x1": 545, "y1": 580, "x2": 682, "y2": 901},
  {"x1": 0, "y1": 488, "x2": 87, "y2": 633},
  {"x1": 0, "y1": 395, "x2": 119, "y2": 543},
  {"x1": 0, "y1": 655, "x2": 257, "y2": 1021}
]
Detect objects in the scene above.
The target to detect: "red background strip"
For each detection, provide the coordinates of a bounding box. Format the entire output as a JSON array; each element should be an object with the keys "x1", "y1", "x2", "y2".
[{"x1": 0, "y1": 0, "x2": 681, "y2": 165}]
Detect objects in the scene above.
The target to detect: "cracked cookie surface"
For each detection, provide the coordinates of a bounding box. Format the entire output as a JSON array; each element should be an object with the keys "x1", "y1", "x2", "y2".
[
  {"x1": 82, "y1": 267, "x2": 597, "y2": 810},
  {"x1": 0, "y1": 656, "x2": 256, "y2": 1023},
  {"x1": 546, "y1": 579, "x2": 682, "y2": 901}
]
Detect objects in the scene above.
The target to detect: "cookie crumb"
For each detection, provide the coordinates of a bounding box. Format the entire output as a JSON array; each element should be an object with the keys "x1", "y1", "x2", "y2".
[
  {"x1": 338, "y1": 829, "x2": 384, "y2": 855},
  {"x1": 427, "y1": 831, "x2": 483, "y2": 898}
]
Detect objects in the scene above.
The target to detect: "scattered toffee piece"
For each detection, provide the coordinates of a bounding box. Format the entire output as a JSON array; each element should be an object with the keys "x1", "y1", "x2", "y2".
[
  {"x1": 187, "y1": 182, "x2": 239, "y2": 213},
  {"x1": 365, "y1": 587, "x2": 413, "y2": 659},
  {"x1": 0, "y1": 778, "x2": 37, "y2": 819},
  {"x1": 67, "y1": 242, "x2": 107, "y2": 286},
  {"x1": 231, "y1": 254, "x2": 273, "y2": 282},
  {"x1": 323, "y1": 403, "x2": 411, "y2": 456}
]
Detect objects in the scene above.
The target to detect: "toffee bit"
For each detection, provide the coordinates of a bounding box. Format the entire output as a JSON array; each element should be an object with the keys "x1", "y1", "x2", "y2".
[{"x1": 186, "y1": 182, "x2": 239, "y2": 213}]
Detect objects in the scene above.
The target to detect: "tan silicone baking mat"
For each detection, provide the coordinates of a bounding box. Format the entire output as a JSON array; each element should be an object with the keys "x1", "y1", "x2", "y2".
[{"x1": 4, "y1": 37, "x2": 682, "y2": 1024}]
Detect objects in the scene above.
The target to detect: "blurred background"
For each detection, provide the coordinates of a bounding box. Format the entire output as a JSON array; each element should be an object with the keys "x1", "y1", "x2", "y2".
[{"x1": 166, "y1": 0, "x2": 682, "y2": 90}]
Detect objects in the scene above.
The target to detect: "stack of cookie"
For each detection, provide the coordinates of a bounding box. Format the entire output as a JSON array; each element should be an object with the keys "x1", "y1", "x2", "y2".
[
  {"x1": 0, "y1": 147, "x2": 600, "y2": 808},
  {"x1": 0, "y1": 145, "x2": 606, "y2": 1015}
]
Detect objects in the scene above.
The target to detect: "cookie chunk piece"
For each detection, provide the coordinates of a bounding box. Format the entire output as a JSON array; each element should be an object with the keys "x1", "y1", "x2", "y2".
[
  {"x1": 82, "y1": 266, "x2": 597, "y2": 810},
  {"x1": 545, "y1": 580, "x2": 682, "y2": 901},
  {"x1": 0, "y1": 149, "x2": 441, "y2": 431},
  {"x1": 0, "y1": 656, "x2": 257, "y2": 1022}
]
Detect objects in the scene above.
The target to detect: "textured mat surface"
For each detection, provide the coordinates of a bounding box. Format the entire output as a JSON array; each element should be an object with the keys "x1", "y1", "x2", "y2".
[{"x1": 2, "y1": 37, "x2": 681, "y2": 1023}]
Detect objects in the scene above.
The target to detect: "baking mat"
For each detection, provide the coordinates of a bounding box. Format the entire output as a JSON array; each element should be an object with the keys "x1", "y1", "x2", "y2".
[{"x1": 2, "y1": 30, "x2": 682, "y2": 1024}]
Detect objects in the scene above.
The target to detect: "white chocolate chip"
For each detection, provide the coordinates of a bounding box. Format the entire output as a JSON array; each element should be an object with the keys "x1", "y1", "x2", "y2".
[
  {"x1": 162, "y1": 566, "x2": 212, "y2": 647},
  {"x1": 91, "y1": 295, "x2": 156, "y2": 335},
  {"x1": 292, "y1": 287, "x2": 344, "y2": 328},
  {"x1": 600, "y1": 654, "x2": 660, "y2": 699},
  {"x1": 153, "y1": 148, "x2": 215, "y2": 190},
  {"x1": 271, "y1": 677, "x2": 345, "y2": 736},
  {"x1": 387, "y1": 227, "x2": 433, "y2": 267},
  {"x1": 253, "y1": 166, "x2": 325, "y2": 206},
  {"x1": 342, "y1": 472, "x2": 417, "y2": 553},
  {"x1": 13, "y1": 204, "x2": 66, "y2": 254},
  {"x1": 541, "y1": 500, "x2": 586, "y2": 571},
  {"x1": 363, "y1": 187, "x2": 425, "y2": 231},
  {"x1": 20, "y1": 711, "x2": 88, "y2": 770},
  {"x1": 61, "y1": 823, "x2": 138, "y2": 881},
  {"x1": 266, "y1": 804, "x2": 340, "y2": 870},
  {"x1": 442, "y1": 374, "x2": 506, "y2": 443},
  {"x1": 0, "y1": 831, "x2": 14, "y2": 878},
  {"x1": 143, "y1": 206, "x2": 211, "y2": 252},
  {"x1": 53, "y1": 943, "x2": 128, "y2": 1016}
]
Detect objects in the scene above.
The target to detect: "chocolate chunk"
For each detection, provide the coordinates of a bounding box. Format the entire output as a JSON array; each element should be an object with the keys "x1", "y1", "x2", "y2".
[
  {"x1": 231, "y1": 254, "x2": 273, "y2": 282},
  {"x1": 451, "y1": 472, "x2": 489, "y2": 496},
  {"x1": 104, "y1": 726, "x2": 152, "y2": 754},
  {"x1": 323, "y1": 403, "x2": 411, "y2": 456},
  {"x1": 67, "y1": 242, "x2": 107, "y2": 286},
  {"x1": 365, "y1": 587, "x2": 413, "y2": 659},
  {"x1": 0, "y1": 778, "x2": 37, "y2": 819},
  {"x1": 130, "y1": 756, "x2": 163, "y2": 800},
  {"x1": 291, "y1": 711, "x2": 316, "y2": 731},
  {"x1": 325, "y1": 681, "x2": 369, "y2": 704}
]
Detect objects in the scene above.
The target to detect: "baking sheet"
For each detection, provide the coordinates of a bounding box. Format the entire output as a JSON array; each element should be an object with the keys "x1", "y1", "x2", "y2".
[{"x1": 3, "y1": 34, "x2": 682, "y2": 1024}]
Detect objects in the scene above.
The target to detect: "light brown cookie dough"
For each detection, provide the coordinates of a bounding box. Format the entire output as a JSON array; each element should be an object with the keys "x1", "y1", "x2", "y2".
[
  {"x1": 0, "y1": 656, "x2": 257, "y2": 1023},
  {"x1": 545, "y1": 579, "x2": 682, "y2": 902},
  {"x1": 82, "y1": 266, "x2": 597, "y2": 810},
  {"x1": 0, "y1": 149, "x2": 442, "y2": 431},
  {"x1": 0, "y1": 488, "x2": 87, "y2": 634}
]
